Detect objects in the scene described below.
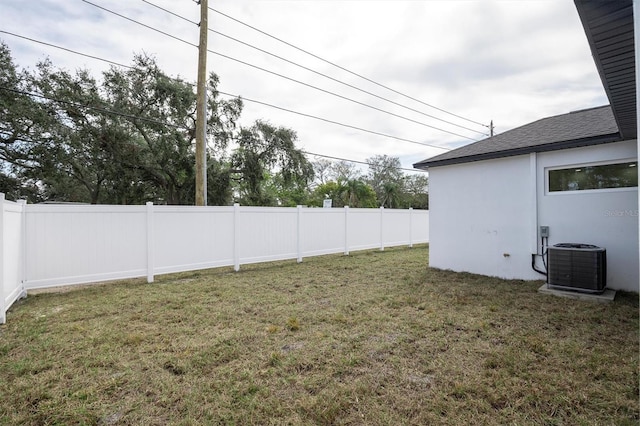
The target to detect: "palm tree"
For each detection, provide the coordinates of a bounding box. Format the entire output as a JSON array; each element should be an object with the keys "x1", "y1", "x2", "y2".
[
  {"x1": 344, "y1": 179, "x2": 377, "y2": 207},
  {"x1": 380, "y1": 181, "x2": 401, "y2": 208}
]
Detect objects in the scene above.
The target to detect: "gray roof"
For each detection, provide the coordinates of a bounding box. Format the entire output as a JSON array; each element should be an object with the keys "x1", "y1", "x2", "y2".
[
  {"x1": 414, "y1": 105, "x2": 621, "y2": 169},
  {"x1": 575, "y1": 0, "x2": 636, "y2": 140}
]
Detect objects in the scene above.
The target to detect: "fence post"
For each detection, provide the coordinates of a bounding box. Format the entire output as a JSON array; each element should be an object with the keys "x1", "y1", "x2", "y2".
[
  {"x1": 146, "y1": 202, "x2": 154, "y2": 283},
  {"x1": 380, "y1": 206, "x2": 385, "y2": 251},
  {"x1": 296, "y1": 205, "x2": 303, "y2": 263},
  {"x1": 344, "y1": 206, "x2": 349, "y2": 255},
  {"x1": 409, "y1": 207, "x2": 413, "y2": 248},
  {"x1": 233, "y1": 203, "x2": 240, "y2": 271},
  {"x1": 0, "y1": 193, "x2": 6, "y2": 324},
  {"x1": 17, "y1": 200, "x2": 27, "y2": 299}
]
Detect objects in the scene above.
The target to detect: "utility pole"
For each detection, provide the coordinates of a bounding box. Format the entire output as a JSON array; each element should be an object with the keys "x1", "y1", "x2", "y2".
[
  {"x1": 490, "y1": 120, "x2": 494, "y2": 137},
  {"x1": 195, "y1": 0, "x2": 208, "y2": 206}
]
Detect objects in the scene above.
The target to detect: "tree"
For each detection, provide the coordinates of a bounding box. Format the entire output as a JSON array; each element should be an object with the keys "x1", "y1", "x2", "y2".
[
  {"x1": 261, "y1": 171, "x2": 310, "y2": 206},
  {"x1": 366, "y1": 155, "x2": 405, "y2": 207},
  {"x1": 32, "y1": 60, "x2": 140, "y2": 203},
  {"x1": 0, "y1": 45, "x2": 244, "y2": 205},
  {"x1": 309, "y1": 178, "x2": 376, "y2": 208},
  {"x1": 403, "y1": 174, "x2": 429, "y2": 209},
  {"x1": 205, "y1": 159, "x2": 233, "y2": 206},
  {"x1": 1, "y1": 42, "x2": 321, "y2": 207},
  {"x1": 101, "y1": 55, "x2": 242, "y2": 204},
  {"x1": 0, "y1": 42, "x2": 52, "y2": 202},
  {"x1": 331, "y1": 160, "x2": 361, "y2": 182},
  {"x1": 312, "y1": 158, "x2": 332, "y2": 187},
  {"x1": 231, "y1": 120, "x2": 313, "y2": 206},
  {"x1": 343, "y1": 178, "x2": 377, "y2": 207},
  {"x1": 309, "y1": 180, "x2": 346, "y2": 207},
  {"x1": 382, "y1": 181, "x2": 403, "y2": 208}
]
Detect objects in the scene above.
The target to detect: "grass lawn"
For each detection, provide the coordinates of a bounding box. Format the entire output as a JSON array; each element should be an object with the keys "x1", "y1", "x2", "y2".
[{"x1": 1, "y1": 245, "x2": 638, "y2": 425}]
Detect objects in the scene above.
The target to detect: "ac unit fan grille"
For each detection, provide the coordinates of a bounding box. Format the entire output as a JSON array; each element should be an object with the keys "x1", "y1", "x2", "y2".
[{"x1": 548, "y1": 245, "x2": 606, "y2": 293}]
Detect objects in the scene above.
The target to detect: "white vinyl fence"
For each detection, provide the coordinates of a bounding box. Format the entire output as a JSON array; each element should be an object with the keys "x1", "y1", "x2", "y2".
[
  {"x1": 1, "y1": 194, "x2": 27, "y2": 324},
  {"x1": 1, "y1": 195, "x2": 428, "y2": 323}
]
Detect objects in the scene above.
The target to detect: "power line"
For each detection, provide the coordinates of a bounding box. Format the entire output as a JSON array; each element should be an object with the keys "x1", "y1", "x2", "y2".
[
  {"x1": 211, "y1": 31, "x2": 486, "y2": 135},
  {"x1": 209, "y1": 5, "x2": 488, "y2": 129},
  {"x1": 142, "y1": 0, "x2": 196, "y2": 25},
  {"x1": 79, "y1": 0, "x2": 479, "y2": 141},
  {"x1": 140, "y1": 0, "x2": 487, "y2": 137},
  {"x1": 303, "y1": 151, "x2": 425, "y2": 174},
  {"x1": 207, "y1": 49, "x2": 478, "y2": 141},
  {"x1": 80, "y1": 0, "x2": 197, "y2": 48},
  {"x1": 0, "y1": 31, "x2": 450, "y2": 151},
  {"x1": 0, "y1": 32, "x2": 134, "y2": 70},
  {"x1": 216, "y1": 91, "x2": 449, "y2": 151}
]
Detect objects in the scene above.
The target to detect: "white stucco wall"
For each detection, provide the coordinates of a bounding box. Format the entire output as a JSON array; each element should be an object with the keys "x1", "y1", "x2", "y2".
[
  {"x1": 634, "y1": 0, "x2": 640, "y2": 295},
  {"x1": 429, "y1": 155, "x2": 541, "y2": 280},
  {"x1": 537, "y1": 140, "x2": 638, "y2": 292},
  {"x1": 429, "y1": 140, "x2": 639, "y2": 292}
]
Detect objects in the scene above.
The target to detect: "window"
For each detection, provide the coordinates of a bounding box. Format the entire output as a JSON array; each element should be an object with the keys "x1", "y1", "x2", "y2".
[{"x1": 548, "y1": 161, "x2": 637, "y2": 192}]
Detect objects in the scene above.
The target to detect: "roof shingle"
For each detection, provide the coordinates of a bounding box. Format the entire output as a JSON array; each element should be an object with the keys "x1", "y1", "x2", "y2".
[{"x1": 414, "y1": 105, "x2": 621, "y2": 169}]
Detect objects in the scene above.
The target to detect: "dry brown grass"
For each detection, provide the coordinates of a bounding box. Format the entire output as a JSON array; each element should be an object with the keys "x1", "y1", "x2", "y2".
[{"x1": 1, "y1": 245, "x2": 638, "y2": 425}]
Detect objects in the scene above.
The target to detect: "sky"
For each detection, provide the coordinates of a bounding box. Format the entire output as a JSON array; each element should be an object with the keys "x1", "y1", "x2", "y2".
[{"x1": 0, "y1": 0, "x2": 609, "y2": 176}]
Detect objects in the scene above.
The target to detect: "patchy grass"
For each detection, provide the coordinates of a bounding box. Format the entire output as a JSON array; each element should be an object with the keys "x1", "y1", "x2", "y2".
[{"x1": 1, "y1": 245, "x2": 638, "y2": 425}]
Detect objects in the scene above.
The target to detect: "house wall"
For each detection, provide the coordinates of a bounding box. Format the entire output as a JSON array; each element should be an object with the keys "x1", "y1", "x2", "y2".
[
  {"x1": 428, "y1": 140, "x2": 639, "y2": 292},
  {"x1": 428, "y1": 155, "x2": 541, "y2": 280},
  {"x1": 636, "y1": 0, "x2": 640, "y2": 296},
  {"x1": 536, "y1": 140, "x2": 638, "y2": 292}
]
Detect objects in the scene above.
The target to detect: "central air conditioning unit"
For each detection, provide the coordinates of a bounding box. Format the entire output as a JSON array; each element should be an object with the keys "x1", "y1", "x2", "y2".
[{"x1": 547, "y1": 243, "x2": 607, "y2": 293}]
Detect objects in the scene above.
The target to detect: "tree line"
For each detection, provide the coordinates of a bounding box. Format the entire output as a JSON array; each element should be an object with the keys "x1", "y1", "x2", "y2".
[{"x1": 0, "y1": 42, "x2": 428, "y2": 208}]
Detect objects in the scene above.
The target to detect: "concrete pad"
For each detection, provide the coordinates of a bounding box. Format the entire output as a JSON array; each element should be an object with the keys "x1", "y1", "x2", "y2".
[{"x1": 537, "y1": 284, "x2": 616, "y2": 303}]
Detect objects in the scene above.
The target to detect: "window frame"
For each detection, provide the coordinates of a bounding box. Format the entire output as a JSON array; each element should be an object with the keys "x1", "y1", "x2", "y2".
[{"x1": 545, "y1": 158, "x2": 638, "y2": 195}]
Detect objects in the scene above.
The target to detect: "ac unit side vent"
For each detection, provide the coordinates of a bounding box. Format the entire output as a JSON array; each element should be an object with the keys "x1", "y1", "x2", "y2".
[{"x1": 548, "y1": 244, "x2": 606, "y2": 293}]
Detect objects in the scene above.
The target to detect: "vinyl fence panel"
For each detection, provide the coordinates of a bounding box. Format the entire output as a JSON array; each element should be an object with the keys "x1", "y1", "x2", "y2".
[
  {"x1": 1, "y1": 195, "x2": 26, "y2": 323},
  {"x1": 382, "y1": 209, "x2": 412, "y2": 247},
  {"x1": 1, "y1": 197, "x2": 427, "y2": 320},
  {"x1": 412, "y1": 209, "x2": 429, "y2": 245},
  {"x1": 236, "y1": 207, "x2": 299, "y2": 265},
  {"x1": 299, "y1": 207, "x2": 347, "y2": 257},
  {"x1": 153, "y1": 206, "x2": 235, "y2": 275},
  {"x1": 24, "y1": 204, "x2": 148, "y2": 289},
  {"x1": 348, "y1": 208, "x2": 385, "y2": 251}
]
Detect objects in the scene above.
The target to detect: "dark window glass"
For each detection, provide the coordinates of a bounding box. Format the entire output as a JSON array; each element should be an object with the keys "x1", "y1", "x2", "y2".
[{"x1": 548, "y1": 161, "x2": 638, "y2": 192}]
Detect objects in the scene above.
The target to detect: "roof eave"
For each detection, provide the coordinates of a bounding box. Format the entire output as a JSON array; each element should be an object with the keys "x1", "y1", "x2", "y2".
[
  {"x1": 574, "y1": 0, "x2": 636, "y2": 139},
  {"x1": 413, "y1": 132, "x2": 622, "y2": 169}
]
